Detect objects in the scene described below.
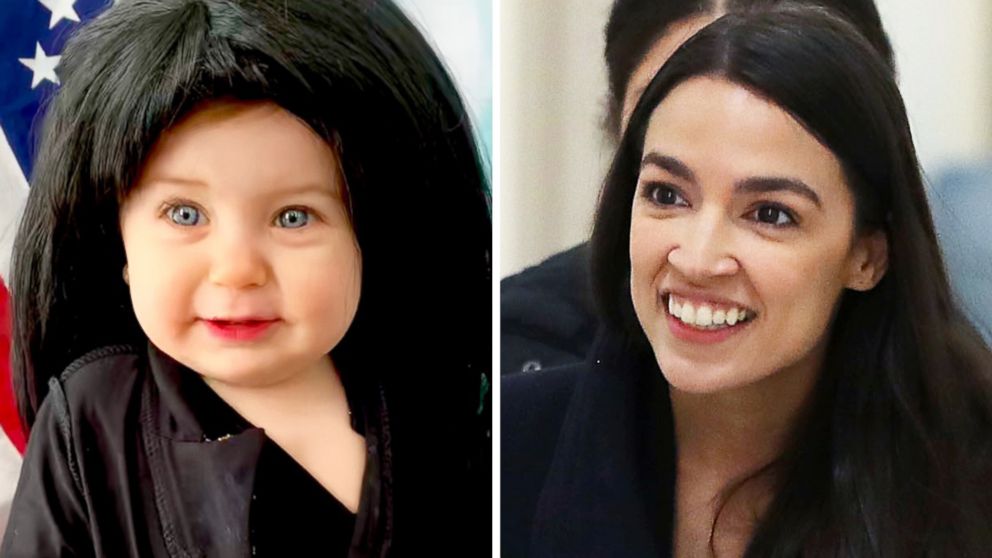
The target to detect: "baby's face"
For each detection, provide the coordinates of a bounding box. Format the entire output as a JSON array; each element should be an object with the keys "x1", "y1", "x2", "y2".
[{"x1": 120, "y1": 100, "x2": 361, "y2": 389}]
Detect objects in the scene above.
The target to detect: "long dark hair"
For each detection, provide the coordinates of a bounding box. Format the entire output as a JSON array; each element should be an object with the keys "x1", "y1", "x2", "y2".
[
  {"x1": 592, "y1": 6, "x2": 992, "y2": 556},
  {"x1": 11, "y1": 0, "x2": 490, "y2": 547},
  {"x1": 603, "y1": 0, "x2": 894, "y2": 137}
]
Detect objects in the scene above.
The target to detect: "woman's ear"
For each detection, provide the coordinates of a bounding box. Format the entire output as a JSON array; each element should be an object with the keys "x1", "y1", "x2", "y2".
[{"x1": 846, "y1": 229, "x2": 889, "y2": 291}]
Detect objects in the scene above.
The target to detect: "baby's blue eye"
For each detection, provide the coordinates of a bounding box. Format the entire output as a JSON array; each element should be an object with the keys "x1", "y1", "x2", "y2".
[
  {"x1": 168, "y1": 205, "x2": 201, "y2": 226},
  {"x1": 278, "y1": 208, "x2": 310, "y2": 229}
]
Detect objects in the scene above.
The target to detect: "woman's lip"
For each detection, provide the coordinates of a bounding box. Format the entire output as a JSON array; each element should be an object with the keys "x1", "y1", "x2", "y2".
[
  {"x1": 202, "y1": 318, "x2": 279, "y2": 342},
  {"x1": 665, "y1": 309, "x2": 751, "y2": 345}
]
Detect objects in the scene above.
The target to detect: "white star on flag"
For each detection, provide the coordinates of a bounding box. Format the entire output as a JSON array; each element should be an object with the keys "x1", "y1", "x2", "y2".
[
  {"x1": 37, "y1": 0, "x2": 81, "y2": 29},
  {"x1": 18, "y1": 42, "x2": 61, "y2": 89}
]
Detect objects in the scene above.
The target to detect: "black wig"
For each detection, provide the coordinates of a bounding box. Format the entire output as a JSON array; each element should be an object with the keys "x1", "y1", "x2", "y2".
[{"x1": 11, "y1": 0, "x2": 491, "y2": 549}]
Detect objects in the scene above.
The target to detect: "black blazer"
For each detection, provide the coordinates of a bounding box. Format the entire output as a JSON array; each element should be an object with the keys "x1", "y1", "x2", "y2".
[
  {"x1": 502, "y1": 329, "x2": 676, "y2": 558},
  {"x1": 0, "y1": 343, "x2": 394, "y2": 557}
]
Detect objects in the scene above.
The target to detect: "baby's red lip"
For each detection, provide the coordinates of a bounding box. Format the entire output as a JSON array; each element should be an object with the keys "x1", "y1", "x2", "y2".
[
  {"x1": 202, "y1": 318, "x2": 279, "y2": 341},
  {"x1": 204, "y1": 317, "x2": 279, "y2": 324}
]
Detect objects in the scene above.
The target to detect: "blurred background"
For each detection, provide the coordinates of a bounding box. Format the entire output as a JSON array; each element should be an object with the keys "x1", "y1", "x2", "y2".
[
  {"x1": 500, "y1": 0, "x2": 992, "y2": 284},
  {"x1": 400, "y1": 0, "x2": 493, "y2": 171}
]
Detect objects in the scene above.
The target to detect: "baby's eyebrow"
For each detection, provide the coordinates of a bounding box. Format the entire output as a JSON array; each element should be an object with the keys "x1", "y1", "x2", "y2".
[
  {"x1": 144, "y1": 176, "x2": 207, "y2": 188},
  {"x1": 142, "y1": 176, "x2": 343, "y2": 200},
  {"x1": 270, "y1": 183, "x2": 341, "y2": 199}
]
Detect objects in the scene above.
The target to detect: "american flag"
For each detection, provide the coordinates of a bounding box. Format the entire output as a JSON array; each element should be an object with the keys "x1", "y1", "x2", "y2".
[{"x1": 0, "y1": 0, "x2": 115, "y2": 525}]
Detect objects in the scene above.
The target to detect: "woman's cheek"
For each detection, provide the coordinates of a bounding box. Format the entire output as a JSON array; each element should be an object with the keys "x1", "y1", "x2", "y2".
[{"x1": 629, "y1": 217, "x2": 672, "y2": 331}]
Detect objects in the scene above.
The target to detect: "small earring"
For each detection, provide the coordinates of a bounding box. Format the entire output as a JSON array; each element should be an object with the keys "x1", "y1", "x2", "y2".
[{"x1": 123, "y1": 264, "x2": 129, "y2": 285}]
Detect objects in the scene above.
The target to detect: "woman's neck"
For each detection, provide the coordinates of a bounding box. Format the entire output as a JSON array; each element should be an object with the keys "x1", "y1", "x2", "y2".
[
  {"x1": 670, "y1": 362, "x2": 816, "y2": 476},
  {"x1": 669, "y1": 343, "x2": 826, "y2": 557}
]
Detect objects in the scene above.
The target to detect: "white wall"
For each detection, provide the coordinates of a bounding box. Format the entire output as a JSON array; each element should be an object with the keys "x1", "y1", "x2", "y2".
[
  {"x1": 500, "y1": 1, "x2": 992, "y2": 277},
  {"x1": 877, "y1": 0, "x2": 992, "y2": 170},
  {"x1": 501, "y1": 0, "x2": 614, "y2": 276}
]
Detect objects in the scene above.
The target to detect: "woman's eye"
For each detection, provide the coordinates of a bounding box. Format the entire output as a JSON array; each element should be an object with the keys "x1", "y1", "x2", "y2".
[
  {"x1": 753, "y1": 205, "x2": 797, "y2": 227},
  {"x1": 167, "y1": 204, "x2": 202, "y2": 226},
  {"x1": 647, "y1": 184, "x2": 688, "y2": 207},
  {"x1": 277, "y1": 208, "x2": 311, "y2": 229}
]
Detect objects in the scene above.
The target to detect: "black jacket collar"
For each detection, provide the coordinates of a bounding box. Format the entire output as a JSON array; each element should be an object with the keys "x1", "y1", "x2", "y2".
[
  {"x1": 138, "y1": 342, "x2": 389, "y2": 558},
  {"x1": 531, "y1": 328, "x2": 676, "y2": 558}
]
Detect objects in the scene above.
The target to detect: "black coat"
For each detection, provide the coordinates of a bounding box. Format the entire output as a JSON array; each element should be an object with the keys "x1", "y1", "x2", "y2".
[
  {"x1": 501, "y1": 244, "x2": 598, "y2": 376},
  {"x1": 0, "y1": 343, "x2": 395, "y2": 557},
  {"x1": 502, "y1": 329, "x2": 676, "y2": 558}
]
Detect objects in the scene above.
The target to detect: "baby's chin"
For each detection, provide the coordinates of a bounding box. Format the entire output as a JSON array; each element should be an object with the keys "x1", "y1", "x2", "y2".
[
  {"x1": 194, "y1": 360, "x2": 296, "y2": 390},
  {"x1": 160, "y1": 343, "x2": 287, "y2": 387}
]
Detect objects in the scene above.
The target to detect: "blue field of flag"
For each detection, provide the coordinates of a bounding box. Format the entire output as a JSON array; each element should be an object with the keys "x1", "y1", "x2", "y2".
[{"x1": 0, "y1": 0, "x2": 112, "y2": 178}]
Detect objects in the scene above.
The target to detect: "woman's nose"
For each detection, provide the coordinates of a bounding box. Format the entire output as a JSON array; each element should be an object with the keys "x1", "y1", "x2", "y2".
[
  {"x1": 666, "y1": 213, "x2": 740, "y2": 279},
  {"x1": 207, "y1": 226, "x2": 269, "y2": 289}
]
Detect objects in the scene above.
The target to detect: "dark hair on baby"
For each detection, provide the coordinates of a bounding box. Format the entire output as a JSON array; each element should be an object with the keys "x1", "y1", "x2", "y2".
[{"x1": 11, "y1": 0, "x2": 490, "y2": 547}]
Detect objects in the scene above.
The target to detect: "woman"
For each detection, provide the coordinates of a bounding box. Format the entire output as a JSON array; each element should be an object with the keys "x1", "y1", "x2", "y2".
[
  {"x1": 501, "y1": 0, "x2": 894, "y2": 376},
  {"x1": 5, "y1": 0, "x2": 490, "y2": 555},
  {"x1": 503, "y1": 6, "x2": 992, "y2": 557}
]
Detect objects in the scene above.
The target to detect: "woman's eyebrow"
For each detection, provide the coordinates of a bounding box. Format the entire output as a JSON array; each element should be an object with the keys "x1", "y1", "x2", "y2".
[
  {"x1": 640, "y1": 152, "x2": 696, "y2": 182},
  {"x1": 735, "y1": 177, "x2": 822, "y2": 208},
  {"x1": 640, "y1": 151, "x2": 823, "y2": 208}
]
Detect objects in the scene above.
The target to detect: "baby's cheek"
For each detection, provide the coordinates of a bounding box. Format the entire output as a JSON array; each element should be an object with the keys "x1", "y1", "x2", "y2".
[
  {"x1": 294, "y1": 256, "x2": 360, "y2": 334},
  {"x1": 133, "y1": 268, "x2": 191, "y2": 328}
]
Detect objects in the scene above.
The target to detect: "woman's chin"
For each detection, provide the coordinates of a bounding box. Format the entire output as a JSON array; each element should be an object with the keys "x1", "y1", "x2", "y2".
[{"x1": 656, "y1": 355, "x2": 765, "y2": 396}]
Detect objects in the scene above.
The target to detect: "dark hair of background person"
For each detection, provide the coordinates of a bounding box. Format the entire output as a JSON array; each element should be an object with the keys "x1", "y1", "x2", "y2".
[
  {"x1": 591, "y1": 6, "x2": 992, "y2": 556},
  {"x1": 603, "y1": 0, "x2": 894, "y2": 137},
  {"x1": 10, "y1": 0, "x2": 490, "y2": 547}
]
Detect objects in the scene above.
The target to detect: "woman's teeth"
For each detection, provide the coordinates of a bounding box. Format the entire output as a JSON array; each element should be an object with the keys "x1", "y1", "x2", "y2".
[{"x1": 667, "y1": 295, "x2": 752, "y2": 330}]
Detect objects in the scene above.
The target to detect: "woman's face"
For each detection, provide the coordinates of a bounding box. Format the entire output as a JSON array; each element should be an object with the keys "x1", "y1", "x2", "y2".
[
  {"x1": 120, "y1": 100, "x2": 361, "y2": 389},
  {"x1": 629, "y1": 76, "x2": 885, "y2": 394}
]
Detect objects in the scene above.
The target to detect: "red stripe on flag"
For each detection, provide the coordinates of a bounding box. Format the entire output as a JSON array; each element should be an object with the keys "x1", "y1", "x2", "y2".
[{"x1": 0, "y1": 279, "x2": 25, "y2": 454}]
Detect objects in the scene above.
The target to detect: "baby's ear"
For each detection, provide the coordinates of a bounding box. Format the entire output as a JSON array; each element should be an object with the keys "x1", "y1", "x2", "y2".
[{"x1": 845, "y1": 229, "x2": 888, "y2": 291}]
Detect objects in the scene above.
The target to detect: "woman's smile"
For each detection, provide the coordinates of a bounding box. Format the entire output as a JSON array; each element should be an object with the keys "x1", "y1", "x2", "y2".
[{"x1": 661, "y1": 292, "x2": 756, "y2": 345}]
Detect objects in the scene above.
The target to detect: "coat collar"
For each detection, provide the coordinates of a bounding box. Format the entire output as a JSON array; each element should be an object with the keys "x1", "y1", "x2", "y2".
[
  {"x1": 136, "y1": 342, "x2": 390, "y2": 558},
  {"x1": 531, "y1": 328, "x2": 676, "y2": 558},
  {"x1": 139, "y1": 341, "x2": 264, "y2": 558}
]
